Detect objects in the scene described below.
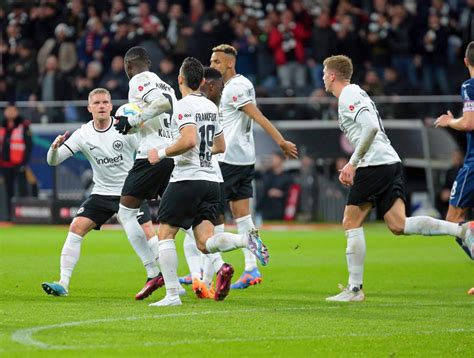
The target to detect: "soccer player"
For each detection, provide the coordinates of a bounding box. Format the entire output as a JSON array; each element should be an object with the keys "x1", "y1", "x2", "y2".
[
  {"x1": 210, "y1": 44, "x2": 298, "y2": 289},
  {"x1": 322, "y1": 55, "x2": 474, "y2": 302},
  {"x1": 42, "y1": 88, "x2": 162, "y2": 298},
  {"x1": 434, "y1": 41, "x2": 474, "y2": 260},
  {"x1": 179, "y1": 67, "x2": 226, "y2": 297},
  {"x1": 147, "y1": 57, "x2": 269, "y2": 307},
  {"x1": 112, "y1": 46, "x2": 179, "y2": 296}
]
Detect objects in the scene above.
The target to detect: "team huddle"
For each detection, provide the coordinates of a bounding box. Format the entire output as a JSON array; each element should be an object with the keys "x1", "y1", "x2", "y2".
[{"x1": 42, "y1": 43, "x2": 474, "y2": 305}]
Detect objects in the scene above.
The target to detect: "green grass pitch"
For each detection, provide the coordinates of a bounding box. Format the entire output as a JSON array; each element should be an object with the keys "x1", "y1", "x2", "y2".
[{"x1": 1, "y1": 224, "x2": 473, "y2": 357}]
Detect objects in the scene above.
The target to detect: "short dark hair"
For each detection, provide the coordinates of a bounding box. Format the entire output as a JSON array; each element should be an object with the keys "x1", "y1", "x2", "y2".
[
  {"x1": 203, "y1": 67, "x2": 222, "y2": 81},
  {"x1": 466, "y1": 42, "x2": 474, "y2": 67},
  {"x1": 180, "y1": 57, "x2": 204, "y2": 90},
  {"x1": 124, "y1": 46, "x2": 150, "y2": 65}
]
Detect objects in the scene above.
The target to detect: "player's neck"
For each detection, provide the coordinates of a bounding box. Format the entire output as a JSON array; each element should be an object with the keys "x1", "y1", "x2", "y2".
[
  {"x1": 332, "y1": 82, "x2": 350, "y2": 98},
  {"x1": 223, "y1": 69, "x2": 237, "y2": 83},
  {"x1": 93, "y1": 117, "x2": 111, "y2": 130},
  {"x1": 181, "y1": 87, "x2": 199, "y2": 97}
]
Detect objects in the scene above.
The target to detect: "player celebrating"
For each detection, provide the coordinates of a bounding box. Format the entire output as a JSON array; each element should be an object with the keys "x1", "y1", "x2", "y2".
[
  {"x1": 435, "y1": 41, "x2": 474, "y2": 260},
  {"x1": 112, "y1": 46, "x2": 179, "y2": 296},
  {"x1": 147, "y1": 57, "x2": 269, "y2": 307},
  {"x1": 42, "y1": 88, "x2": 161, "y2": 298},
  {"x1": 323, "y1": 55, "x2": 474, "y2": 302},
  {"x1": 210, "y1": 44, "x2": 298, "y2": 289}
]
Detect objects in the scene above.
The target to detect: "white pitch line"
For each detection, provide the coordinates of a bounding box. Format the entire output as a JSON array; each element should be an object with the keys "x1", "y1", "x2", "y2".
[{"x1": 10, "y1": 304, "x2": 474, "y2": 351}]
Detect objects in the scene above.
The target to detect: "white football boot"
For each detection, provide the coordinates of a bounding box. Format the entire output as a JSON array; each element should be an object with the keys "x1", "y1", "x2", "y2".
[
  {"x1": 326, "y1": 284, "x2": 365, "y2": 302},
  {"x1": 149, "y1": 295, "x2": 182, "y2": 307}
]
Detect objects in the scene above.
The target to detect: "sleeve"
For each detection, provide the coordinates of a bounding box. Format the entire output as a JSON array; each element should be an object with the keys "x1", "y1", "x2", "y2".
[
  {"x1": 340, "y1": 90, "x2": 370, "y2": 122},
  {"x1": 214, "y1": 111, "x2": 223, "y2": 137},
  {"x1": 227, "y1": 81, "x2": 254, "y2": 110},
  {"x1": 62, "y1": 128, "x2": 82, "y2": 155},
  {"x1": 175, "y1": 102, "x2": 196, "y2": 131},
  {"x1": 47, "y1": 129, "x2": 82, "y2": 166},
  {"x1": 463, "y1": 84, "x2": 474, "y2": 113}
]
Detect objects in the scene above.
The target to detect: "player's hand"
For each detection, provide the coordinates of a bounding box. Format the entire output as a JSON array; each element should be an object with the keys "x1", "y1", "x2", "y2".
[
  {"x1": 51, "y1": 130, "x2": 69, "y2": 150},
  {"x1": 148, "y1": 148, "x2": 160, "y2": 165},
  {"x1": 279, "y1": 140, "x2": 298, "y2": 159},
  {"x1": 434, "y1": 111, "x2": 453, "y2": 128},
  {"x1": 114, "y1": 116, "x2": 133, "y2": 134},
  {"x1": 339, "y1": 163, "x2": 356, "y2": 186}
]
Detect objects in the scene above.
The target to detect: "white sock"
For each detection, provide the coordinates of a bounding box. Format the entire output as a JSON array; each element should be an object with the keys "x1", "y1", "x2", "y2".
[
  {"x1": 147, "y1": 235, "x2": 160, "y2": 267},
  {"x1": 346, "y1": 227, "x2": 366, "y2": 290},
  {"x1": 59, "y1": 232, "x2": 83, "y2": 290},
  {"x1": 236, "y1": 215, "x2": 258, "y2": 271},
  {"x1": 404, "y1": 216, "x2": 462, "y2": 237},
  {"x1": 205, "y1": 232, "x2": 247, "y2": 253},
  {"x1": 183, "y1": 229, "x2": 202, "y2": 280},
  {"x1": 158, "y1": 239, "x2": 180, "y2": 297},
  {"x1": 202, "y1": 224, "x2": 225, "y2": 285},
  {"x1": 118, "y1": 204, "x2": 159, "y2": 278}
]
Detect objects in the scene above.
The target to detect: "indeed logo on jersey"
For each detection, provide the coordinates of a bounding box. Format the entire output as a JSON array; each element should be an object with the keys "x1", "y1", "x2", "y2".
[{"x1": 96, "y1": 154, "x2": 123, "y2": 165}]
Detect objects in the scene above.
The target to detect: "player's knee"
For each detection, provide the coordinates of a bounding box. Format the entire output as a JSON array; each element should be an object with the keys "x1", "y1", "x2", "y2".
[
  {"x1": 69, "y1": 220, "x2": 86, "y2": 236},
  {"x1": 342, "y1": 216, "x2": 358, "y2": 231},
  {"x1": 196, "y1": 240, "x2": 208, "y2": 254}
]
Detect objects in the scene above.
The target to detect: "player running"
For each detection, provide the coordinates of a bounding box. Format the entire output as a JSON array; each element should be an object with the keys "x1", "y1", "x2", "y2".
[
  {"x1": 42, "y1": 88, "x2": 162, "y2": 298},
  {"x1": 210, "y1": 44, "x2": 298, "y2": 289},
  {"x1": 435, "y1": 41, "x2": 474, "y2": 260},
  {"x1": 323, "y1": 55, "x2": 474, "y2": 302},
  {"x1": 147, "y1": 57, "x2": 269, "y2": 307}
]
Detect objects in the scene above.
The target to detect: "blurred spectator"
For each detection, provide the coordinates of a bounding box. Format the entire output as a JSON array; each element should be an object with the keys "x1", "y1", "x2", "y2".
[
  {"x1": 62, "y1": 0, "x2": 87, "y2": 39},
  {"x1": 436, "y1": 149, "x2": 464, "y2": 218},
  {"x1": 366, "y1": 11, "x2": 391, "y2": 79},
  {"x1": 108, "y1": 19, "x2": 135, "y2": 59},
  {"x1": 6, "y1": 39, "x2": 37, "y2": 101},
  {"x1": 298, "y1": 155, "x2": 316, "y2": 221},
  {"x1": 361, "y1": 69, "x2": 384, "y2": 96},
  {"x1": 420, "y1": 13, "x2": 450, "y2": 95},
  {"x1": 77, "y1": 17, "x2": 109, "y2": 68},
  {"x1": 100, "y1": 55, "x2": 128, "y2": 99},
  {"x1": 232, "y1": 20, "x2": 257, "y2": 83},
  {"x1": 186, "y1": 0, "x2": 215, "y2": 64},
  {"x1": 268, "y1": 9, "x2": 310, "y2": 90},
  {"x1": 37, "y1": 23, "x2": 77, "y2": 75},
  {"x1": 0, "y1": 103, "x2": 32, "y2": 220},
  {"x1": 334, "y1": 14, "x2": 364, "y2": 81},
  {"x1": 156, "y1": 0, "x2": 170, "y2": 31},
  {"x1": 158, "y1": 57, "x2": 179, "y2": 95},
  {"x1": 29, "y1": 3, "x2": 62, "y2": 46},
  {"x1": 210, "y1": 0, "x2": 234, "y2": 47},
  {"x1": 36, "y1": 55, "x2": 71, "y2": 123},
  {"x1": 302, "y1": 88, "x2": 338, "y2": 120},
  {"x1": 307, "y1": 9, "x2": 337, "y2": 89},
  {"x1": 459, "y1": 0, "x2": 474, "y2": 50},
  {"x1": 257, "y1": 152, "x2": 293, "y2": 220},
  {"x1": 166, "y1": 3, "x2": 191, "y2": 64},
  {"x1": 255, "y1": 17, "x2": 278, "y2": 91}
]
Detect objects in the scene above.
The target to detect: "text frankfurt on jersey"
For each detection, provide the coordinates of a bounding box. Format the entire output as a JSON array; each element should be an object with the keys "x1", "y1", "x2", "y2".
[{"x1": 195, "y1": 113, "x2": 217, "y2": 122}]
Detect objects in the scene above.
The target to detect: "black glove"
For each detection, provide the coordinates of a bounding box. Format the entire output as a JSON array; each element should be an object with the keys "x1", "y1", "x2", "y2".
[{"x1": 113, "y1": 116, "x2": 133, "y2": 135}]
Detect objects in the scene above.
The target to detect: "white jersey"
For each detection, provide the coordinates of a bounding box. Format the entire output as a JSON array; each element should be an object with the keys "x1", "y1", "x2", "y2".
[
  {"x1": 338, "y1": 84, "x2": 400, "y2": 167},
  {"x1": 218, "y1": 74, "x2": 256, "y2": 165},
  {"x1": 128, "y1": 71, "x2": 178, "y2": 159},
  {"x1": 58, "y1": 118, "x2": 138, "y2": 195},
  {"x1": 169, "y1": 93, "x2": 223, "y2": 182}
]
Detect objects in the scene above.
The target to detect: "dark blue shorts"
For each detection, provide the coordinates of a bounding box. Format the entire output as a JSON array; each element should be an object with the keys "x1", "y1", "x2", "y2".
[{"x1": 449, "y1": 165, "x2": 474, "y2": 208}]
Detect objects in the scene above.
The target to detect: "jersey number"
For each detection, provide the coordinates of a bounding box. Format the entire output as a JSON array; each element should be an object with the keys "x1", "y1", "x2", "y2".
[
  {"x1": 162, "y1": 93, "x2": 173, "y2": 128},
  {"x1": 198, "y1": 124, "x2": 215, "y2": 166}
]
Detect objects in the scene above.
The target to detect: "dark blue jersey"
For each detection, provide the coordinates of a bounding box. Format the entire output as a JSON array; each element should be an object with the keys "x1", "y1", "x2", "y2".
[{"x1": 461, "y1": 78, "x2": 474, "y2": 165}]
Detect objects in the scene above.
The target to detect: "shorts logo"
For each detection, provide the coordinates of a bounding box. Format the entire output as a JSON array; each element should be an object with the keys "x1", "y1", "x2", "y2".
[
  {"x1": 349, "y1": 104, "x2": 355, "y2": 111},
  {"x1": 178, "y1": 114, "x2": 183, "y2": 120},
  {"x1": 113, "y1": 140, "x2": 123, "y2": 151},
  {"x1": 138, "y1": 85, "x2": 144, "y2": 91},
  {"x1": 77, "y1": 207, "x2": 84, "y2": 214}
]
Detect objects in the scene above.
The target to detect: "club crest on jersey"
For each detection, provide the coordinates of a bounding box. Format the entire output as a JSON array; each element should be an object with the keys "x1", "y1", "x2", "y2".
[
  {"x1": 113, "y1": 140, "x2": 123, "y2": 151},
  {"x1": 138, "y1": 85, "x2": 144, "y2": 91}
]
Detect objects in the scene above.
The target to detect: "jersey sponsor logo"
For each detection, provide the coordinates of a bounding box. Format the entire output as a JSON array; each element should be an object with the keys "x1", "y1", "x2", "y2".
[
  {"x1": 143, "y1": 82, "x2": 150, "y2": 87},
  {"x1": 113, "y1": 140, "x2": 123, "y2": 151},
  {"x1": 349, "y1": 105, "x2": 355, "y2": 111},
  {"x1": 232, "y1": 96, "x2": 238, "y2": 102},
  {"x1": 138, "y1": 85, "x2": 144, "y2": 91},
  {"x1": 96, "y1": 154, "x2": 123, "y2": 165},
  {"x1": 178, "y1": 114, "x2": 183, "y2": 120}
]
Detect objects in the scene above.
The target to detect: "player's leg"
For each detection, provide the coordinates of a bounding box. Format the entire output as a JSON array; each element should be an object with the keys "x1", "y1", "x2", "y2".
[
  {"x1": 148, "y1": 223, "x2": 182, "y2": 307},
  {"x1": 326, "y1": 203, "x2": 371, "y2": 302},
  {"x1": 42, "y1": 216, "x2": 96, "y2": 296},
  {"x1": 445, "y1": 205, "x2": 473, "y2": 259}
]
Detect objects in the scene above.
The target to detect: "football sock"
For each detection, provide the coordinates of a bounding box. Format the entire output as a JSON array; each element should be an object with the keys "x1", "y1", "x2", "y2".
[
  {"x1": 147, "y1": 235, "x2": 160, "y2": 267},
  {"x1": 203, "y1": 224, "x2": 225, "y2": 286},
  {"x1": 205, "y1": 232, "x2": 247, "y2": 253},
  {"x1": 158, "y1": 239, "x2": 180, "y2": 297},
  {"x1": 60, "y1": 232, "x2": 83, "y2": 289},
  {"x1": 118, "y1": 204, "x2": 159, "y2": 278},
  {"x1": 236, "y1": 215, "x2": 258, "y2": 271},
  {"x1": 404, "y1": 216, "x2": 462, "y2": 237},
  {"x1": 345, "y1": 227, "x2": 366, "y2": 290},
  {"x1": 183, "y1": 229, "x2": 202, "y2": 280}
]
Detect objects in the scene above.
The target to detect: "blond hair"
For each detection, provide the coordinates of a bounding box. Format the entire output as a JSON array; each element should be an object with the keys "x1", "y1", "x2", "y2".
[
  {"x1": 88, "y1": 88, "x2": 111, "y2": 103},
  {"x1": 323, "y1": 55, "x2": 353, "y2": 81},
  {"x1": 212, "y1": 44, "x2": 238, "y2": 57}
]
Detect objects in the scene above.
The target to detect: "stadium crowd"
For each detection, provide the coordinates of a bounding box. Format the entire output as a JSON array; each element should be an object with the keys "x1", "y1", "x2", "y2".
[{"x1": 1, "y1": 0, "x2": 474, "y2": 122}]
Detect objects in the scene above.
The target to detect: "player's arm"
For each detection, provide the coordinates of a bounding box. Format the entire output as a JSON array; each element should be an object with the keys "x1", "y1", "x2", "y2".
[
  {"x1": 435, "y1": 110, "x2": 474, "y2": 131},
  {"x1": 240, "y1": 102, "x2": 298, "y2": 159},
  {"x1": 211, "y1": 131, "x2": 225, "y2": 155},
  {"x1": 148, "y1": 125, "x2": 197, "y2": 165},
  {"x1": 47, "y1": 130, "x2": 75, "y2": 166}
]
